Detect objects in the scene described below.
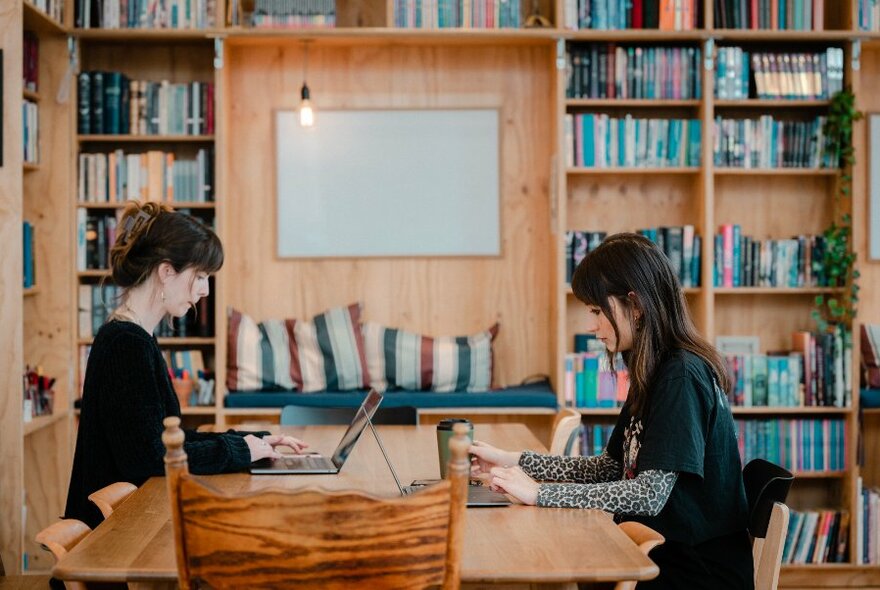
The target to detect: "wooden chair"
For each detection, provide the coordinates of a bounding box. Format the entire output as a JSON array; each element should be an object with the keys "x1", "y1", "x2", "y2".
[
  {"x1": 88, "y1": 482, "x2": 137, "y2": 519},
  {"x1": 162, "y1": 416, "x2": 470, "y2": 589},
  {"x1": 34, "y1": 519, "x2": 92, "y2": 590},
  {"x1": 279, "y1": 404, "x2": 418, "y2": 426},
  {"x1": 614, "y1": 521, "x2": 665, "y2": 590},
  {"x1": 549, "y1": 408, "x2": 582, "y2": 455},
  {"x1": 743, "y1": 459, "x2": 794, "y2": 590}
]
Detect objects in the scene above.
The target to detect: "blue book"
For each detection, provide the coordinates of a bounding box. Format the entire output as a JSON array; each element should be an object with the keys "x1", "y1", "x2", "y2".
[
  {"x1": 732, "y1": 224, "x2": 742, "y2": 287},
  {"x1": 583, "y1": 114, "x2": 595, "y2": 167}
]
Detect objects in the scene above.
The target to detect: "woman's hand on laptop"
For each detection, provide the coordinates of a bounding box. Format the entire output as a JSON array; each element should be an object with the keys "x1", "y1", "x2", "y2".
[
  {"x1": 244, "y1": 434, "x2": 283, "y2": 462},
  {"x1": 487, "y1": 466, "x2": 539, "y2": 506},
  {"x1": 469, "y1": 441, "x2": 522, "y2": 483},
  {"x1": 262, "y1": 434, "x2": 308, "y2": 454}
]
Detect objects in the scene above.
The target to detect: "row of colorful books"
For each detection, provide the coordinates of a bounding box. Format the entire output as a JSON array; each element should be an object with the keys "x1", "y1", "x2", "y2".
[
  {"x1": 734, "y1": 418, "x2": 846, "y2": 473},
  {"x1": 23, "y1": 222, "x2": 36, "y2": 289},
  {"x1": 722, "y1": 327, "x2": 852, "y2": 408},
  {"x1": 78, "y1": 282, "x2": 214, "y2": 339},
  {"x1": 564, "y1": 115, "x2": 701, "y2": 168},
  {"x1": 563, "y1": 0, "x2": 699, "y2": 30},
  {"x1": 161, "y1": 349, "x2": 215, "y2": 406},
  {"x1": 78, "y1": 149, "x2": 214, "y2": 204},
  {"x1": 564, "y1": 226, "x2": 701, "y2": 287},
  {"x1": 858, "y1": 0, "x2": 880, "y2": 32},
  {"x1": 715, "y1": 47, "x2": 845, "y2": 100},
  {"x1": 784, "y1": 509, "x2": 849, "y2": 564},
  {"x1": 392, "y1": 0, "x2": 522, "y2": 29},
  {"x1": 252, "y1": 0, "x2": 336, "y2": 28},
  {"x1": 28, "y1": 0, "x2": 64, "y2": 22},
  {"x1": 712, "y1": 227, "x2": 836, "y2": 288},
  {"x1": 575, "y1": 423, "x2": 614, "y2": 456},
  {"x1": 566, "y1": 45, "x2": 702, "y2": 100},
  {"x1": 714, "y1": 0, "x2": 824, "y2": 30},
  {"x1": 76, "y1": 0, "x2": 217, "y2": 29},
  {"x1": 23, "y1": 100, "x2": 39, "y2": 165},
  {"x1": 858, "y1": 479, "x2": 880, "y2": 564},
  {"x1": 76, "y1": 211, "x2": 117, "y2": 271},
  {"x1": 77, "y1": 72, "x2": 215, "y2": 136},
  {"x1": 712, "y1": 115, "x2": 832, "y2": 169},
  {"x1": 563, "y1": 351, "x2": 629, "y2": 409}
]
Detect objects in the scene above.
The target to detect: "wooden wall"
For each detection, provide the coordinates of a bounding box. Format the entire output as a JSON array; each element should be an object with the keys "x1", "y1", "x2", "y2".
[{"x1": 222, "y1": 42, "x2": 557, "y2": 387}]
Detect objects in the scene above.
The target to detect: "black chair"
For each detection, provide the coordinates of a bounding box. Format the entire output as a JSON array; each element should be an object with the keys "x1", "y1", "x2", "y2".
[
  {"x1": 280, "y1": 404, "x2": 418, "y2": 426},
  {"x1": 742, "y1": 458, "x2": 794, "y2": 590}
]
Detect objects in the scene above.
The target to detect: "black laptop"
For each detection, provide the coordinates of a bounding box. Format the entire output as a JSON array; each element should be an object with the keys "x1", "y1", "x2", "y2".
[{"x1": 249, "y1": 389, "x2": 383, "y2": 475}]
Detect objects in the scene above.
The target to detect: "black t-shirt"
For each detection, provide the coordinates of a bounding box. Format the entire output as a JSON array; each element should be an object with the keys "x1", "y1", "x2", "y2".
[{"x1": 606, "y1": 349, "x2": 749, "y2": 545}]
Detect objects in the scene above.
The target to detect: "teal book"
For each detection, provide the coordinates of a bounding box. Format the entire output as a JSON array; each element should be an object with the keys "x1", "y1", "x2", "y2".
[{"x1": 582, "y1": 354, "x2": 599, "y2": 408}]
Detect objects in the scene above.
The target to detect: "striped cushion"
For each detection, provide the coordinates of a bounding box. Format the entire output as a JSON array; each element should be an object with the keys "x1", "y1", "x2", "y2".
[
  {"x1": 295, "y1": 303, "x2": 371, "y2": 392},
  {"x1": 227, "y1": 308, "x2": 302, "y2": 392},
  {"x1": 362, "y1": 322, "x2": 498, "y2": 392}
]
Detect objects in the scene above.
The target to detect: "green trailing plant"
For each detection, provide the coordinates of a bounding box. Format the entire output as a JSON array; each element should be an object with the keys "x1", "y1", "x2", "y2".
[{"x1": 813, "y1": 88, "x2": 861, "y2": 333}]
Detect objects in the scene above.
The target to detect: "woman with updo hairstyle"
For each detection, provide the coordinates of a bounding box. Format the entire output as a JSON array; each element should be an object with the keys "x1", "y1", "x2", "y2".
[{"x1": 64, "y1": 201, "x2": 308, "y2": 530}]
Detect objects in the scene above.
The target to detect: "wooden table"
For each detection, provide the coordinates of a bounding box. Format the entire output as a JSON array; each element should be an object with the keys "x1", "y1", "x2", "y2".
[{"x1": 54, "y1": 424, "x2": 658, "y2": 587}]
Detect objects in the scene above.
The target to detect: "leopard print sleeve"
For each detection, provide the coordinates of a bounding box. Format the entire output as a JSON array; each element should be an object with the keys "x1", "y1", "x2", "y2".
[
  {"x1": 518, "y1": 450, "x2": 622, "y2": 484},
  {"x1": 535, "y1": 469, "x2": 679, "y2": 516}
]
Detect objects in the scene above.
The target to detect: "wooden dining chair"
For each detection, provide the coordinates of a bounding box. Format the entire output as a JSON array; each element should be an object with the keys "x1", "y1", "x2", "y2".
[
  {"x1": 743, "y1": 459, "x2": 794, "y2": 590},
  {"x1": 162, "y1": 415, "x2": 470, "y2": 590},
  {"x1": 612, "y1": 521, "x2": 665, "y2": 590},
  {"x1": 549, "y1": 408, "x2": 582, "y2": 455},
  {"x1": 34, "y1": 519, "x2": 92, "y2": 590},
  {"x1": 88, "y1": 482, "x2": 138, "y2": 519}
]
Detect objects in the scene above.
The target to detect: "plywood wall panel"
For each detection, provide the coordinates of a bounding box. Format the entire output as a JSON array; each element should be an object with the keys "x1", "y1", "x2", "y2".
[{"x1": 224, "y1": 43, "x2": 555, "y2": 386}]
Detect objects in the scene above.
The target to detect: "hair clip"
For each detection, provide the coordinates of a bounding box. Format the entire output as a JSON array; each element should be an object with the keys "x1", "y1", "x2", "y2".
[{"x1": 120, "y1": 209, "x2": 153, "y2": 244}]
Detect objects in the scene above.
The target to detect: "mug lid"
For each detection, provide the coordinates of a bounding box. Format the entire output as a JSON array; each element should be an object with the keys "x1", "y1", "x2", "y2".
[{"x1": 437, "y1": 417, "x2": 472, "y2": 430}]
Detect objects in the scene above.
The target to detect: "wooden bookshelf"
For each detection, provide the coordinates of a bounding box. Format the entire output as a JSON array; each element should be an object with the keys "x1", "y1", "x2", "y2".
[
  {"x1": 713, "y1": 287, "x2": 846, "y2": 295},
  {"x1": 0, "y1": 0, "x2": 876, "y2": 582},
  {"x1": 77, "y1": 202, "x2": 216, "y2": 209},
  {"x1": 22, "y1": 89, "x2": 39, "y2": 102},
  {"x1": 23, "y1": 162, "x2": 40, "y2": 172},
  {"x1": 23, "y1": 410, "x2": 68, "y2": 437},
  {"x1": 23, "y1": 286, "x2": 39, "y2": 297}
]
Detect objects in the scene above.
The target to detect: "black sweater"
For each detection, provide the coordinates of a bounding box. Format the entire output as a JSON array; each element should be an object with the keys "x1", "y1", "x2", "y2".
[{"x1": 65, "y1": 320, "x2": 259, "y2": 529}]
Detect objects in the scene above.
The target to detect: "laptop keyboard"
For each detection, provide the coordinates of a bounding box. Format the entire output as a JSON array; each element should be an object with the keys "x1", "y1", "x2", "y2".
[{"x1": 283, "y1": 455, "x2": 331, "y2": 469}]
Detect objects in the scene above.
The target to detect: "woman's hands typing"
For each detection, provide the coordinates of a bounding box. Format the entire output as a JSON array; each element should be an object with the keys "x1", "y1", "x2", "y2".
[{"x1": 244, "y1": 434, "x2": 309, "y2": 462}]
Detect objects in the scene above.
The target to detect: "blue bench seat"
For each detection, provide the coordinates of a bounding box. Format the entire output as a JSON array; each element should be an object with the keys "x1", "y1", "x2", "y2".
[{"x1": 225, "y1": 381, "x2": 558, "y2": 410}]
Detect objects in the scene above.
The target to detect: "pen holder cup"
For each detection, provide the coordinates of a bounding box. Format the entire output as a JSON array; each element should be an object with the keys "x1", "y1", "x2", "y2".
[{"x1": 172, "y1": 378, "x2": 195, "y2": 408}]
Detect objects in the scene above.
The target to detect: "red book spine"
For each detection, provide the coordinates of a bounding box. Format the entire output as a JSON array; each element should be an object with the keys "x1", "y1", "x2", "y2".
[
  {"x1": 632, "y1": 0, "x2": 644, "y2": 28},
  {"x1": 750, "y1": 0, "x2": 759, "y2": 28}
]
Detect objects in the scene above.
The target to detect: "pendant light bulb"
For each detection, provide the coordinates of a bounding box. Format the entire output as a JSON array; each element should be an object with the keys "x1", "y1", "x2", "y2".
[{"x1": 300, "y1": 83, "x2": 314, "y2": 127}]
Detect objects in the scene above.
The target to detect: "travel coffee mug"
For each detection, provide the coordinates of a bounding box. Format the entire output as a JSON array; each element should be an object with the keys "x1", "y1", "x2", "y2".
[{"x1": 437, "y1": 418, "x2": 474, "y2": 478}]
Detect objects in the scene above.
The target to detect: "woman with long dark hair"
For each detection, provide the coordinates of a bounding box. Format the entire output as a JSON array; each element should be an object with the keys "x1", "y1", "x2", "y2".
[{"x1": 470, "y1": 233, "x2": 753, "y2": 588}]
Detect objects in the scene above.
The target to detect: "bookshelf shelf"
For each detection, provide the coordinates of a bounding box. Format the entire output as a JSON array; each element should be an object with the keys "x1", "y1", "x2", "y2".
[
  {"x1": 713, "y1": 167, "x2": 837, "y2": 176},
  {"x1": 789, "y1": 471, "x2": 848, "y2": 479},
  {"x1": 564, "y1": 30, "x2": 706, "y2": 42},
  {"x1": 73, "y1": 28, "x2": 222, "y2": 40},
  {"x1": 78, "y1": 135, "x2": 215, "y2": 143},
  {"x1": 224, "y1": 27, "x2": 557, "y2": 46},
  {"x1": 566, "y1": 285, "x2": 701, "y2": 295},
  {"x1": 23, "y1": 410, "x2": 68, "y2": 437},
  {"x1": 714, "y1": 287, "x2": 844, "y2": 295},
  {"x1": 713, "y1": 99, "x2": 833, "y2": 108},
  {"x1": 567, "y1": 167, "x2": 700, "y2": 175},
  {"x1": 576, "y1": 408, "x2": 622, "y2": 416},
  {"x1": 23, "y1": 89, "x2": 39, "y2": 102},
  {"x1": 23, "y1": 162, "x2": 40, "y2": 172},
  {"x1": 77, "y1": 202, "x2": 216, "y2": 210},
  {"x1": 731, "y1": 407, "x2": 851, "y2": 415},
  {"x1": 565, "y1": 99, "x2": 701, "y2": 108},
  {"x1": 223, "y1": 408, "x2": 284, "y2": 417},
  {"x1": 77, "y1": 336, "x2": 215, "y2": 346},
  {"x1": 22, "y1": 1, "x2": 66, "y2": 35},
  {"x1": 708, "y1": 29, "x2": 857, "y2": 42},
  {"x1": 23, "y1": 287, "x2": 39, "y2": 297}
]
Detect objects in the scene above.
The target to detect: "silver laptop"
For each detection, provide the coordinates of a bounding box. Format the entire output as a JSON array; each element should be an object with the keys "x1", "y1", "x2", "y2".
[
  {"x1": 250, "y1": 389, "x2": 383, "y2": 475},
  {"x1": 364, "y1": 416, "x2": 511, "y2": 508}
]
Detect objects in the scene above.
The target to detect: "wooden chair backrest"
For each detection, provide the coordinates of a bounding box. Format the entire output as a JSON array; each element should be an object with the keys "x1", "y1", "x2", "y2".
[
  {"x1": 549, "y1": 408, "x2": 582, "y2": 455},
  {"x1": 35, "y1": 519, "x2": 92, "y2": 590},
  {"x1": 753, "y1": 502, "x2": 790, "y2": 590},
  {"x1": 88, "y1": 482, "x2": 138, "y2": 519},
  {"x1": 614, "y1": 521, "x2": 664, "y2": 590},
  {"x1": 162, "y1": 417, "x2": 469, "y2": 590}
]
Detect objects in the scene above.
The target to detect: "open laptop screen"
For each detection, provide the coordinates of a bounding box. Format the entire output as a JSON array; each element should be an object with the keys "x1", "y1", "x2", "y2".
[{"x1": 330, "y1": 389, "x2": 383, "y2": 468}]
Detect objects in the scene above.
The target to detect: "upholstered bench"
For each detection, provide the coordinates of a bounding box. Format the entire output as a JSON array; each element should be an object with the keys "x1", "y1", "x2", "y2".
[{"x1": 224, "y1": 381, "x2": 560, "y2": 441}]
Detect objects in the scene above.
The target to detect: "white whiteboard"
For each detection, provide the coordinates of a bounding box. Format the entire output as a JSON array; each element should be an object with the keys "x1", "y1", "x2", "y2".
[{"x1": 276, "y1": 109, "x2": 500, "y2": 258}]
